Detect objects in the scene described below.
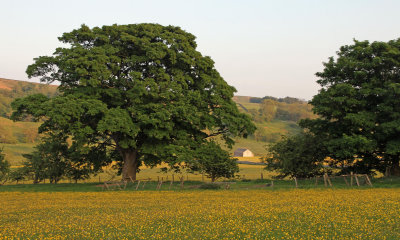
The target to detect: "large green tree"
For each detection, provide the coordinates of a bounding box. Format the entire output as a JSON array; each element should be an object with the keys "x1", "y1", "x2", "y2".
[
  {"x1": 12, "y1": 24, "x2": 255, "y2": 180},
  {"x1": 300, "y1": 39, "x2": 400, "y2": 175}
]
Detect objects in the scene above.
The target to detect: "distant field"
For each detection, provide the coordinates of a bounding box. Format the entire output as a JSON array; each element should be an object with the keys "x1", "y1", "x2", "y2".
[
  {"x1": 259, "y1": 120, "x2": 300, "y2": 135},
  {"x1": 134, "y1": 162, "x2": 271, "y2": 182},
  {"x1": 2, "y1": 143, "x2": 36, "y2": 166},
  {"x1": 238, "y1": 102, "x2": 261, "y2": 111},
  {"x1": 0, "y1": 117, "x2": 41, "y2": 144},
  {"x1": 1, "y1": 189, "x2": 399, "y2": 239},
  {"x1": 227, "y1": 121, "x2": 300, "y2": 156}
]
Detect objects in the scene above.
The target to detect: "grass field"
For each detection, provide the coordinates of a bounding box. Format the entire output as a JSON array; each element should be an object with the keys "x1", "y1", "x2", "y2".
[
  {"x1": 0, "y1": 189, "x2": 399, "y2": 239},
  {"x1": 2, "y1": 143, "x2": 36, "y2": 167},
  {"x1": 228, "y1": 138, "x2": 269, "y2": 156}
]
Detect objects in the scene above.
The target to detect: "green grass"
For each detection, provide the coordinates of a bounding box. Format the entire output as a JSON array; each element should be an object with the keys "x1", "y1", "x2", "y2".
[
  {"x1": 2, "y1": 175, "x2": 400, "y2": 192},
  {"x1": 260, "y1": 120, "x2": 300, "y2": 135},
  {"x1": 2, "y1": 143, "x2": 36, "y2": 166},
  {"x1": 239, "y1": 102, "x2": 261, "y2": 111}
]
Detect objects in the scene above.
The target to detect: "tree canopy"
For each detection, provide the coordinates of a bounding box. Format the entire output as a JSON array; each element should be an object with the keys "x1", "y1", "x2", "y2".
[
  {"x1": 265, "y1": 132, "x2": 327, "y2": 178},
  {"x1": 300, "y1": 39, "x2": 400, "y2": 176},
  {"x1": 12, "y1": 24, "x2": 255, "y2": 180},
  {"x1": 192, "y1": 141, "x2": 239, "y2": 182}
]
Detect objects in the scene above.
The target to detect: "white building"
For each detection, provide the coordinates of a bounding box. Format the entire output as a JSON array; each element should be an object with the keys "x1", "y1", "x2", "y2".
[{"x1": 233, "y1": 148, "x2": 254, "y2": 157}]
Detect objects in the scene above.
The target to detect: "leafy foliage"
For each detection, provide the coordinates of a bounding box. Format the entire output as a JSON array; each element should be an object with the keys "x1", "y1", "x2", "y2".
[
  {"x1": 264, "y1": 133, "x2": 327, "y2": 178},
  {"x1": 300, "y1": 39, "x2": 400, "y2": 175},
  {"x1": 9, "y1": 168, "x2": 26, "y2": 183},
  {"x1": 21, "y1": 133, "x2": 109, "y2": 184},
  {"x1": 192, "y1": 141, "x2": 239, "y2": 182},
  {"x1": 13, "y1": 24, "x2": 255, "y2": 179}
]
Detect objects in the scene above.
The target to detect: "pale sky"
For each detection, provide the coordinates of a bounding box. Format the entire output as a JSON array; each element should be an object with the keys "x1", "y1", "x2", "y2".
[{"x1": 1, "y1": 0, "x2": 399, "y2": 100}]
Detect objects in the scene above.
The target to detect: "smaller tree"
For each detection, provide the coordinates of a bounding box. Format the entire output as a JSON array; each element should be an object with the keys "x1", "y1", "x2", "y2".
[
  {"x1": 22, "y1": 152, "x2": 48, "y2": 184},
  {"x1": 9, "y1": 168, "x2": 27, "y2": 184},
  {"x1": 22, "y1": 133, "x2": 108, "y2": 184},
  {"x1": 0, "y1": 147, "x2": 10, "y2": 184},
  {"x1": 193, "y1": 141, "x2": 239, "y2": 182},
  {"x1": 265, "y1": 132, "x2": 327, "y2": 179}
]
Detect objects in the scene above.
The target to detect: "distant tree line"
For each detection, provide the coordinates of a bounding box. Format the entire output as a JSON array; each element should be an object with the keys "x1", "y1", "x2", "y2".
[
  {"x1": 249, "y1": 96, "x2": 304, "y2": 104},
  {"x1": 248, "y1": 98, "x2": 316, "y2": 123}
]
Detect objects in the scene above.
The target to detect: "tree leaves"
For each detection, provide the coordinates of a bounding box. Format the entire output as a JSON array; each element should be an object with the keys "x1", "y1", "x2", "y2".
[
  {"x1": 14, "y1": 23, "x2": 256, "y2": 178},
  {"x1": 303, "y1": 38, "x2": 400, "y2": 175}
]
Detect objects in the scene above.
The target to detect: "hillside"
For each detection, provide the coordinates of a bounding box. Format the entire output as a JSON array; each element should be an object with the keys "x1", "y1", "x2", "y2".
[
  {"x1": 0, "y1": 78, "x2": 58, "y2": 118},
  {"x1": 0, "y1": 78, "x2": 311, "y2": 165}
]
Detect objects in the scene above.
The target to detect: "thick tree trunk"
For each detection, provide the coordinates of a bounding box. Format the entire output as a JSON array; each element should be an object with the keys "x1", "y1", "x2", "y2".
[
  {"x1": 33, "y1": 175, "x2": 39, "y2": 184},
  {"x1": 121, "y1": 149, "x2": 138, "y2": 181}
]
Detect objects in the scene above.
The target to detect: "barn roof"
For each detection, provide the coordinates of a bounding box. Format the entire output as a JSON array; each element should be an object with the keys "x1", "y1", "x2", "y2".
[{"x1": 234, "y1": 148, "x2": 250, "y2": 153}]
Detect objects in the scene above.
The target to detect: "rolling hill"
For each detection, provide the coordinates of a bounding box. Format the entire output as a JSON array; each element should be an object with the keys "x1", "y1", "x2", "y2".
[{"x1": 0, "y1": 78, "x2": 58, "y2": 118}]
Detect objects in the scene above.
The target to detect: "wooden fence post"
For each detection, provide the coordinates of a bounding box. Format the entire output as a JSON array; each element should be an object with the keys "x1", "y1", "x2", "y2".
[
  {"x1": 343, "y1": 176, "x2": 349, "y2": 186},
  {"x1": 364, "y1": 174, "x2": 373, "y2": 187},
  {"x1": 157, "y1": 181, "x2": 163, "y2": 190},
  {"x1": 315, "y1": 176, "x2": 318, "y2": 186},
  {"x1": 323, "y1": 174, "x2": 327, "y2": 187},
  {"x1": 326, "y1": 174, "x2": 332, "y2": 187},
  {"x1": 350, "y1": 172, "x2": 354, "y2": 186},
  {"x1": 354, "y1": 174, "x2": 360, "y2": 187},
  {"x1": 129, "y1": 176, "x2": 135, "y2": 184},
  {"x1": 136, "y1": 180, "x2": 141, "y2": 190},
  {"x1": 294, "y1": 177, "x2": 298, "y2": 188}
]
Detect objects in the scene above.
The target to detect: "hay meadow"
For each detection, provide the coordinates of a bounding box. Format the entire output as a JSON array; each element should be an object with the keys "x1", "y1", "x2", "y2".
[{"x1": 1, "y1": 189, "x2": 399, "y2": 239}]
